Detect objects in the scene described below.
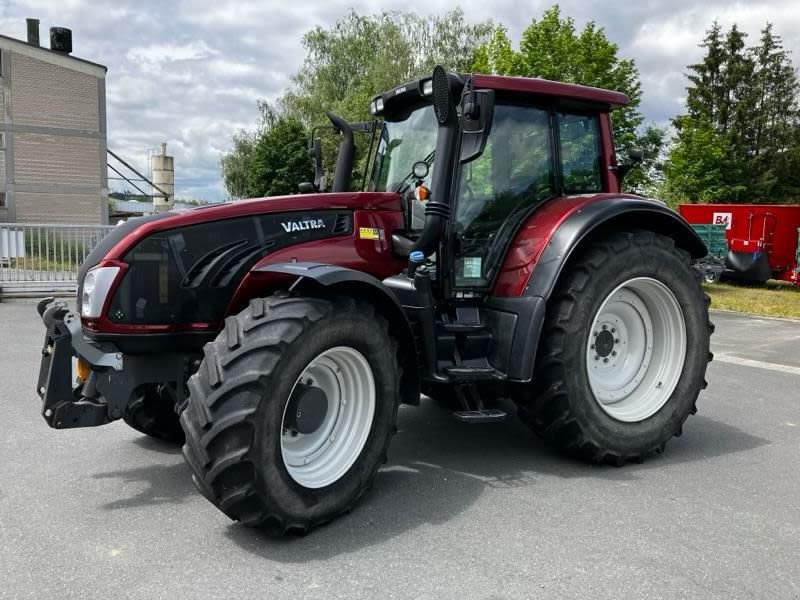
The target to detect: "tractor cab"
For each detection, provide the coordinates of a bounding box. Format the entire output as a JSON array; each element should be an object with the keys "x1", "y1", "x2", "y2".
[{"x1": 321, "y1": 68, "x2": 631, "y2": 301}]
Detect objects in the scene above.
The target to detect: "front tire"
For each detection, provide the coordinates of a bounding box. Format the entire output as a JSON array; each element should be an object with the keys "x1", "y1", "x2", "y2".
[
  {"x1": 514, "y1": 231, "x2": 712, "y2": 465},
  {"x1": 180, "y1": 295, "x2": 400, "y2": 535}
]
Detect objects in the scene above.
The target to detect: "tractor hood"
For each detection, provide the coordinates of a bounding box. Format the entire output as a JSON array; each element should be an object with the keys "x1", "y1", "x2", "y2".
[
  {"x1": 96, "y1": 192, "x2": 402, "y2": 262},
  {"x1": 78, "y1": 192, "x2": 402, "y2": 332}
]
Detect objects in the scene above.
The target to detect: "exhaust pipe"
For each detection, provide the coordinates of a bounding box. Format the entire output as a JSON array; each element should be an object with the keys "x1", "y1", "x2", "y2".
[
  {"x1": 326, "y1": 112, "x2": 355, "y2": 193},
  {"x1": 412, "y1": 66, "x2": 464, "y2": 257}
]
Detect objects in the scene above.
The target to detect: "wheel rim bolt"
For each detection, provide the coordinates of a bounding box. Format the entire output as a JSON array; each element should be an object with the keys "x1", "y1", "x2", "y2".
[
  {"x1": 612, "y1": 351, "x2": 617, "y2": 357},
  {"x1": 603, "y1": 358, "x2": 609, "y2": 363}
]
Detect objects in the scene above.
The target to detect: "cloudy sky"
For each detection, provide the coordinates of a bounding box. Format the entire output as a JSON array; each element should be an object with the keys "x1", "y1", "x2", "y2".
[{"x1": 1, "y1": 0, "x2": 798, "y2": 200}]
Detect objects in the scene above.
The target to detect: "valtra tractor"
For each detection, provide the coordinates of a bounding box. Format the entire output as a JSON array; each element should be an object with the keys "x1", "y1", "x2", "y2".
[{"x1": 36, "y1": 67, "x2": 712, "y2": 535}]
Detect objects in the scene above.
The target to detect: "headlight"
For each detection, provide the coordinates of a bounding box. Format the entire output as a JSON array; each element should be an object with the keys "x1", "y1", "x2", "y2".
[
  {"x1": 81, "y1": 266, "x2": 120, "y2": 318},
  {"x1": 422, "y1": 79, "x2": 433, "y2": 96}
]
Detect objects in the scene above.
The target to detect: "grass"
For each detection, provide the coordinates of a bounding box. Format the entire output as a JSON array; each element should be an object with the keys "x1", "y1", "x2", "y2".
[{"x1": 704, "y1": 280, "x2": 800, "y2": 319}]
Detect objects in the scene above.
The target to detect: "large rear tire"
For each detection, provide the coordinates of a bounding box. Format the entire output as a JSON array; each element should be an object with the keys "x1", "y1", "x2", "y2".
[
  {"x1": 513, "y1": 230, "x2": 712, "y2": 465},
  {"x1": 180, "y1": 295, "x2": 400, "y2": 535}
]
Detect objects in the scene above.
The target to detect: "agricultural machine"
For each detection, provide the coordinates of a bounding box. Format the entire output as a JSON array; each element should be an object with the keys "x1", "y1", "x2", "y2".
[
  {"x1": 680, "y1": 203, "x2": 800, "y2": 285},
  {"x1": 36, "y1": 68, "x2": 712, "y2": 535}
]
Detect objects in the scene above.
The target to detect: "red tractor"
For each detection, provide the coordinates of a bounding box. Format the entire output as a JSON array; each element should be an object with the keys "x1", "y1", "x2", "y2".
[{"x1": 36, "y1": 68, "x2": 712, "y2": 535}]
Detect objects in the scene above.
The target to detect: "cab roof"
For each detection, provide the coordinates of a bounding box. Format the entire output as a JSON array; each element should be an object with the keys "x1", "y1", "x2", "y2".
[
  {"x1": 470, "y1": 74, "x2": 629, "y2": 109},
  {"x1": 373, "y1": 71, "x2": 629, "y2": 121}
]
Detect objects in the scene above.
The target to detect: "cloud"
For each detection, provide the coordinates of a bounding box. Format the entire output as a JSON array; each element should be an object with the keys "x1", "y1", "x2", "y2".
[
  {"x1": 126, "y1": 41, "x2": 218, "y2": 63},
  {"x1": 1, "y1": 0, "x2": 797, "y2": 200}
]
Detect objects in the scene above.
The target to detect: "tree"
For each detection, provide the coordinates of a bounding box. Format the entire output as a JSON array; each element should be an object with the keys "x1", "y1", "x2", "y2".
[
  {"x1": 665, "y1": 21, "x2": 800, "y2": 203},
  {"x1": 281, "y1": 9, "x2": 493, "y2": 186},
  {"x1": 221, "y1": 101, "x2": 312, "y2": 199},
  {"x1": 661, "y1": 117, "x2": 744, "y2": 204},
  {"x1": 247, "y1": 116, "x2": 313, "y2": 197},
  {"x1": 472, "y1": 6, "x2": 653, "y2": 165},
  {"x1": 284, "y1": 9, "x2": 493, "y2": 126},
  {"x1": 220, "y1": 131, "x2": 257, "y2": 199}
]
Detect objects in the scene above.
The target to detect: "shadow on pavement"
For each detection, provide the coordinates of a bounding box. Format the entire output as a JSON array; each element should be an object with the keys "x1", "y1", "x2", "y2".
[
  {"x1": 225, "y1": 400, "x2": 769, "y2": 561},
  {"x1": 93, "y1": 462, "x2": 194, "y2": 510},
  {"x1": 131, "y1": 434, "x2": 184, "y2": 455}
]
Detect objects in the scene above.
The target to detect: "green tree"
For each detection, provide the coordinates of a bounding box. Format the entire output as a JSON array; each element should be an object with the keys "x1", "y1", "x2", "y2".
[
  {"x1": 281, "y1": 9, "x2": 493, "y2": 186},
  {"x1": 247, "y1": 116, "x2": 313, "y2": 197},
  {"x1": 662, "y1": 117, "x2": 744, "y2": 204},
  {"x1": 220, "y1": 131, "x2": 257, "y2": 199},
  {"x1": 665, "y1": 22, "x2": 800, "y2": 203},
  {"x1": 472, "y1": 6, "x2": 651, "y2": 162},
  {"x1": 221, "y1": 102, "x2": 312, "y2": 199},
  {"x1": 221, "y1": 101, "x2": 281, "y2": 199}
]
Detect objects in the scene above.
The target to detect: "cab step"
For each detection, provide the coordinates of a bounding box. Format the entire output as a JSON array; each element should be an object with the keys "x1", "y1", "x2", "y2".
[
  {"x1": 453, "y1": 408, "x2": 507, "y2": 424},
  {"x1": 444, "y1": 366, "x2": 497, "y2": 382},
  {"x1": 441, "y1": 322, "x2": 486, "y2": 333}
]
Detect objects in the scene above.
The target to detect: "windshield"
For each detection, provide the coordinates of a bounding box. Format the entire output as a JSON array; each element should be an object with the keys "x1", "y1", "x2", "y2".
[{"x1": 370, "y1": 105, "x2": 437, "y2": 193}]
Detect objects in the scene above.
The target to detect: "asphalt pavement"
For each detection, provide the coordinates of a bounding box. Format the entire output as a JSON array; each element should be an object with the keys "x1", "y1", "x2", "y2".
[{"x1": 0, "y1": 300, "x2": 798, "y2": 600}]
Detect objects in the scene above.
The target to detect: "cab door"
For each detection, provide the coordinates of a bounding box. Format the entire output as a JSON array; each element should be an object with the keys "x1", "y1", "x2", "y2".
[{"x1": 451, "y1": 103, "x2": 556, "y2": 291}]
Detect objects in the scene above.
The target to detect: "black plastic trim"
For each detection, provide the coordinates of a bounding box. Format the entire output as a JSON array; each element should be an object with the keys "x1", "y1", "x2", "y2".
[{"x1": 483, "y1": 295, "x2": 546, "y2": 382}]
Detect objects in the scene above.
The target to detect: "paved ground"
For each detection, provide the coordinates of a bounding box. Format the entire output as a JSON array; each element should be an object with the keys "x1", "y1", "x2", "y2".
[{"x1": 0, "y1": 300, "x2": 798, "y2": 600}]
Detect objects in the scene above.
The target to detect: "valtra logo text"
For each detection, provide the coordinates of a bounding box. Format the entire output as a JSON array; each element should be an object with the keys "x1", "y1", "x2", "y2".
[{"x1": 280, "y1": 219, "x2": 326, "y2": 233}]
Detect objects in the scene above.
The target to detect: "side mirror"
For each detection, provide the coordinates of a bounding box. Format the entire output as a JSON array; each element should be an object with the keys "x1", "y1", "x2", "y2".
[
  {"x1": 459, "y1": 89, "x2": 494, "y2": 163},
  {"x1": 628, "y1": 147, "x2": 644, "y2": 163},
  {"x1": 617, "y1": 147, "x2": 645, "y2": 182}
]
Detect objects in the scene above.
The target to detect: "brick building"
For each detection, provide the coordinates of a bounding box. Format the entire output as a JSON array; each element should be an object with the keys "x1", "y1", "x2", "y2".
[{"x1": 0, "y1": 21, "x2": 108, "y2": 224}]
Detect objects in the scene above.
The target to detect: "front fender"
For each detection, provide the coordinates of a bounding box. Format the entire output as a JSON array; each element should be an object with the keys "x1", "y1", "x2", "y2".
[{"x1": 247, "y1": 262, "x2": 421, "y2": 405}]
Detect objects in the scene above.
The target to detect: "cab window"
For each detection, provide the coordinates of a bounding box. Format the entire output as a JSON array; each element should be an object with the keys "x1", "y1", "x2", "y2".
[{"x1": 558, "y1": 113, "x2": 602, "y2": 193}]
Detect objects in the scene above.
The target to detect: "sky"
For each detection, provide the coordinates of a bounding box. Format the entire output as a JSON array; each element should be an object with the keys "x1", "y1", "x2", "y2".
[{"x1": 1, "y1": 0, "x2": 798, "y2": 201}]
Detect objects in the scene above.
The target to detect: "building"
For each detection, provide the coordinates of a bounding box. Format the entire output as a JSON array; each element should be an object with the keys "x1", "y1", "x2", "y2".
[{"x1": 0, "y1": 20, "x2": 108, "y2": 224}]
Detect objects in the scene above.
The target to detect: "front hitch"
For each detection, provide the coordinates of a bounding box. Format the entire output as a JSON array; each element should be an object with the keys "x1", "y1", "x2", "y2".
[{"x1": 35, "y1": 298, "x2": 186, "y2": 429}]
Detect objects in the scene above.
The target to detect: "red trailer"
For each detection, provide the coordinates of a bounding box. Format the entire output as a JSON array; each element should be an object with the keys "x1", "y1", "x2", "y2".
[{"x1": 679, "y1": 203, "x2": 800, "y2": 285}]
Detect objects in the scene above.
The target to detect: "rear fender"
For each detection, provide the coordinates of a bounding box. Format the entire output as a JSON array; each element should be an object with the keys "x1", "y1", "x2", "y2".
[
  {"x1": 246, "y1": 262, "x2": 421, "y2": 406},
  {"x1": 491, "y1": 196, "x2": 706, "y2": 382},
  {"x1": 494, "y1": 196, "x2": 706, "y2": 299}
]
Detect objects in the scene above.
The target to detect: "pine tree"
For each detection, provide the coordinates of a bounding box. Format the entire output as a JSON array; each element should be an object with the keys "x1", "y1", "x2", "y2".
[{"x1": 664, "y1": 21, "x2": 800, "y2": 203}]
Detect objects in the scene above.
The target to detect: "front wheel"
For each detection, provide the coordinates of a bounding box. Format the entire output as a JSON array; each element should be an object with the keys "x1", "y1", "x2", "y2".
[
  {"x1": 180, "y1": 295, "x2": 400, "y2": 535},
  {"x1": 513, "y1": 231, "x2": 712, "y2": 465}
]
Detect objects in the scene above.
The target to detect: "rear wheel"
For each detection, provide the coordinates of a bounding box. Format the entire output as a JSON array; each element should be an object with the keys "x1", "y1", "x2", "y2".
[
  {"x1": 513, "y1": 231, "x2": 712, "y2": 464},
  {"x1": 180, "y1": 295, "x2": 400, "y2": 535}
]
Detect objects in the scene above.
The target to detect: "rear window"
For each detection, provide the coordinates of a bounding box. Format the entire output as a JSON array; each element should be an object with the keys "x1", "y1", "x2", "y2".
[{"x1": 559, "y1": 113, "x2": 602, "y2": 194}]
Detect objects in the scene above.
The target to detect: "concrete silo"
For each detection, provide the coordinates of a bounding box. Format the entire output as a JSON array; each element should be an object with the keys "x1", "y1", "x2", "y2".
[{"x1": 151, "y1": 143, "x2": 174, "y2": 212}]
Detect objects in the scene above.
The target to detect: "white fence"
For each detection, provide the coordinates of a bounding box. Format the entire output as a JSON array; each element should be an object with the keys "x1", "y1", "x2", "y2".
[{"x1": 0, "y1": 223, "x2": 115, "y2": 296}]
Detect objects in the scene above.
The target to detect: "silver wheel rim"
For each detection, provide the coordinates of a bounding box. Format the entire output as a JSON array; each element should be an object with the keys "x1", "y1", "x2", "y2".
[
  {"x1": 586, "y1": 277, "x2": 687, "y2": 423},
  {"x1": 280, "y1": 346, "x2": 375, "y2": 489}
]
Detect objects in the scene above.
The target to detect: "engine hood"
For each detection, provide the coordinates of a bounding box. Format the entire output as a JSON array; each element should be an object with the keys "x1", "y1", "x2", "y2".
[
  {"x1": 78, "y1": 191, "x2": 402, "y2": 333},
  {"x1": 105, "y1": 192, "x2": 401, "y2": 260}
]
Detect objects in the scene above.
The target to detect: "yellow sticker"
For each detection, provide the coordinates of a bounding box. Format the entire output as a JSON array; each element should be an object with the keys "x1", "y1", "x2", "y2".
[{"x1": 359, "y1": 227, "x2": 381, "y2": 240}]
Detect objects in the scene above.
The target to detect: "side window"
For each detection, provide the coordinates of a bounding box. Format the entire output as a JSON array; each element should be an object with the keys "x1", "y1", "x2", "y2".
[
  {"x1": 454, "y1": 104, "x2": 555, "y2": 287},
  {"x1": 559, "y1": 113, "x2": 602, "y2": 193}
]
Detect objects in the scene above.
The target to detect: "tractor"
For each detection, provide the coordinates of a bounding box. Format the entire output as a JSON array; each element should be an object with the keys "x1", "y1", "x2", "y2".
[{"x1": 36, "y1": 67, "x2": 712, "y2": 535}]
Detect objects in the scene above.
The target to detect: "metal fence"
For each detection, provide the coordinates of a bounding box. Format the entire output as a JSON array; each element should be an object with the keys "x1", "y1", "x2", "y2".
[{"x1": 0, "y1": 223, "x2": 115, "y2": 296}]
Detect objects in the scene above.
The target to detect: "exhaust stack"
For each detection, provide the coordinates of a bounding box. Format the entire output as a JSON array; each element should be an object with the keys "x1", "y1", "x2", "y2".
[{"x1": 26, "y1": 18, "x2": 40, "y2": 47}]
